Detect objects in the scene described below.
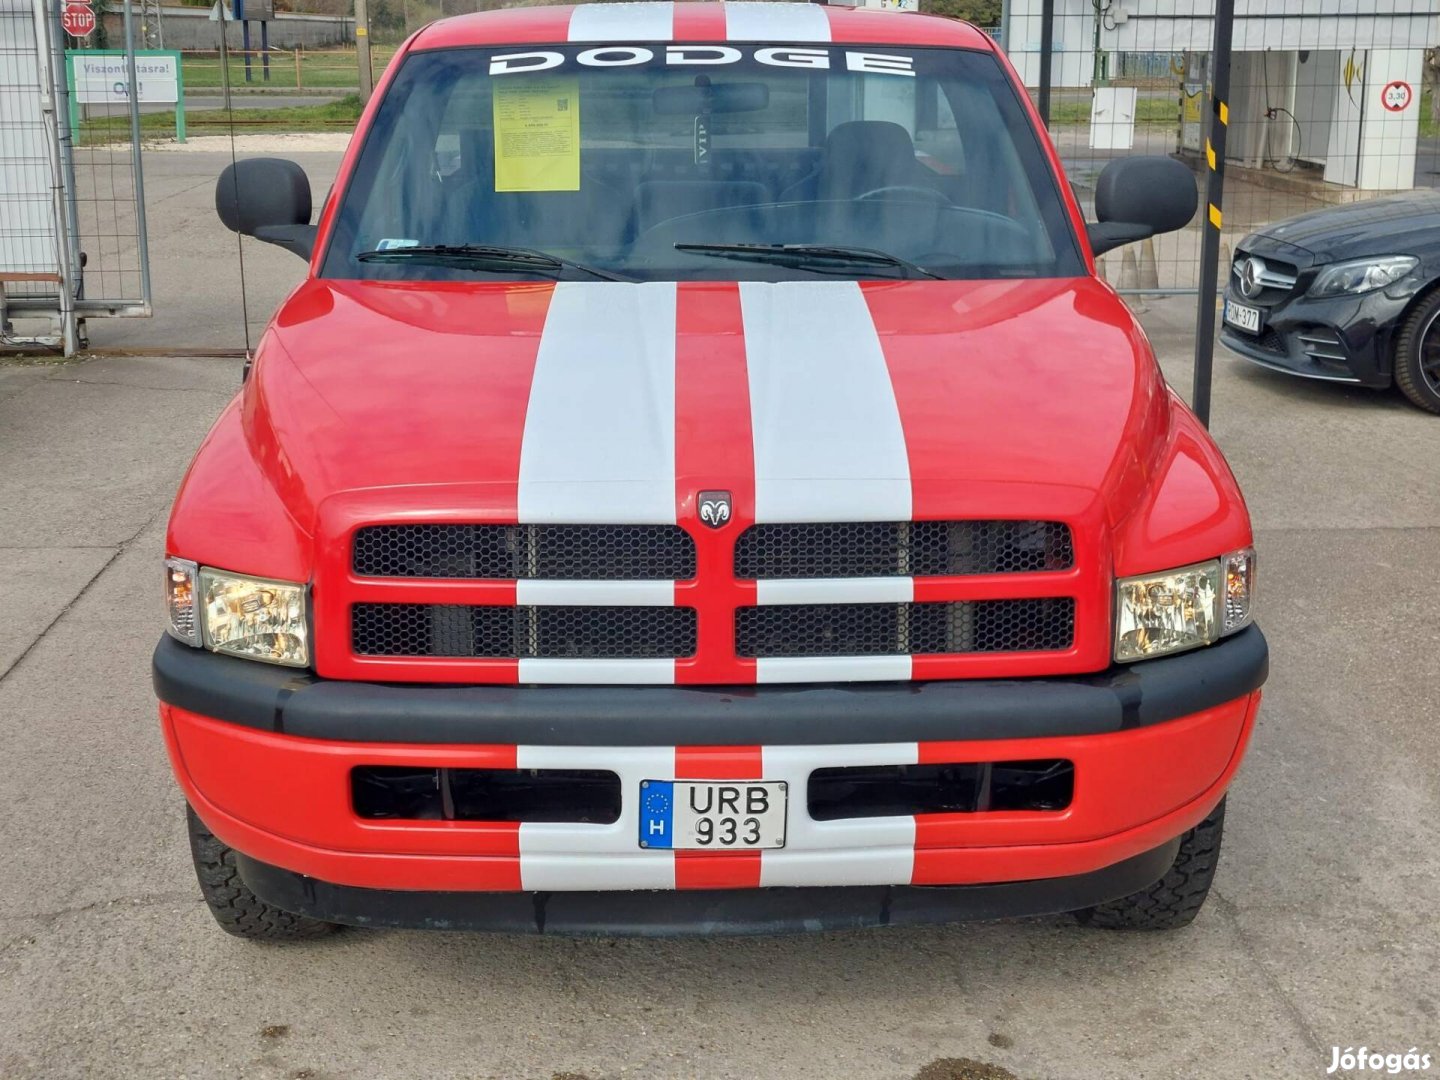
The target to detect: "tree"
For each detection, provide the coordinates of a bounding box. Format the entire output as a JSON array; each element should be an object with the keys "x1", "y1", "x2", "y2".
[{"x1": 919, "y1": 0, "x2": 1001, "y2": 27}]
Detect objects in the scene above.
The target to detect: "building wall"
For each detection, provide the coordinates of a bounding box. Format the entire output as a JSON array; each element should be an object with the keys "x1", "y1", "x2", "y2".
[{"x1": 99, "y1": 6, "x2": 355, "y2": 50}]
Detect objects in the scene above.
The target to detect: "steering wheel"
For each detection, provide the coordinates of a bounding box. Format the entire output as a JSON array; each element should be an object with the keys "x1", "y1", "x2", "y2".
[{"x1": 855, "y1": 185, "x2": 950, "y2": 205}]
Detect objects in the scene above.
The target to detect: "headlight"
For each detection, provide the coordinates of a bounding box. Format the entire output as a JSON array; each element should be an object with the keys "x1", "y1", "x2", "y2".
[
  {"x1": 1307, "y1": 256, "x2": 1417, "y2": 298},
  {"x1": 1114, "y1": 547, "x2": 1255, "y2": 662},
  {"x1": 164, "y1": 559, "x2": 310, "y2": 667}
]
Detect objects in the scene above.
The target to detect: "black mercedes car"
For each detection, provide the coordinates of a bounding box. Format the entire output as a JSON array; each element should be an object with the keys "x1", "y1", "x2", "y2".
[{"x1": 1220, "y1": 190, "x2": 1440, "y2": 414}]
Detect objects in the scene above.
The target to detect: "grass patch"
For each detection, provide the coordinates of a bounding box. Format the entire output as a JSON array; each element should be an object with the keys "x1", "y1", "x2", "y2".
[
  {"x1": 1045, "y1": 94, "x2": 1180, "y2": 127},
  {"x1": 180, "y1": 46, "x2": 397, "y2": 90},
  {"x1": 77, "y1": 94, "x2": 363, "y2": 145}
]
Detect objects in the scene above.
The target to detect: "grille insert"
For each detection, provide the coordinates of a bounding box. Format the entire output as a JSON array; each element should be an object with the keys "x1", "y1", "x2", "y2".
[
  {"x1": 733, "y1": 521, "x2": 1073, "y2": 579},
  {"x1": 353, "y1": 524, "x2": 696, "y2": 580},
  {"x1": 352, "y1": 604, "x2": 697, "y2": 659},
  {"x1": 808, "y1": 760, "x2": 1074, "y2": 819},
  {"x1": 353, "y1": 766, "x2": 621, "y2": 823},
  {"x1": 735, "y1": 599, "x2": 1075, "y2": 658}
]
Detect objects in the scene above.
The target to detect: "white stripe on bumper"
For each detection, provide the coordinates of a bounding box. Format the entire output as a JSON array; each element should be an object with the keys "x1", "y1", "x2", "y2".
[
  {"x1": 517, "y1": 744, "x2": 676, "y2": 890},
  {"x1": 511, "y1": 742, "x2": 924, "y2": 890},
  {"x1": 568, "y1": 1, "x2": 674, "y2": 41},
  {"x1": 740, "y1": 281, "x2": 911, "y2": 523},
  {"x1": 762, "y1": 742, "x2": 916, "y2": 886},
  {"x1": 518, "y1": 283, "x2": 678, "y2": 524},
  {"x1": 722, "y1": 1, "x2": 832, "y2": 42}
]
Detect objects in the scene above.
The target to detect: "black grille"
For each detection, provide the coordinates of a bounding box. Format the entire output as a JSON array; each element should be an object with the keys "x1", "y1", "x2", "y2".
[
  {"x1": 808, "y1": 760, "x2": 1074, "y2": 820},
  {"x1": 353, "y1": 524, "x2": 696, "y2": 580},
  {"x1": 352, "y1": 604, "x2": 697, "y2": 658},
  {"x1": 733, "y1": 521, "x2": 1073, "y2": 579},
  {"x1": 353, "y1": 766, "x2": 621, "y2": 823},
  {"x1": 735, "y1": 599, "x2": 1074, "y2": 657}
]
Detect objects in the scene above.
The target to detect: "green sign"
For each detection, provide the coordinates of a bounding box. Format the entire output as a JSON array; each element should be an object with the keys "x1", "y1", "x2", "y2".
[{"x1": 66, "y1": 50, "x2": 187, "y2": 143}]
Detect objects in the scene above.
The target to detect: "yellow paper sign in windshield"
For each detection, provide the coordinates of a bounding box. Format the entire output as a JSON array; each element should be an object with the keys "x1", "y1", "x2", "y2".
[{"x1": 493, "y1": 77, "x2": 581, "y2": 193}]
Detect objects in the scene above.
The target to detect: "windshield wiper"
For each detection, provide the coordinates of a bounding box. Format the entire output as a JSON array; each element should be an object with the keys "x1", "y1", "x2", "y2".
[
  {"x1": 673, "y1": 243, "x2": 943, "y2": 280},
  {"x1": 357, "y1": 244, "x2": 632, "y2": 282}
]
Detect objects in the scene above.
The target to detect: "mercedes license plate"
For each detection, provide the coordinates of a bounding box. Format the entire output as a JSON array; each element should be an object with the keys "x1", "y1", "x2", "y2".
[
  {"x1": 1224, "y1": 298, "x2": 1261, "y2": 334},
  {"x1": 638, "y1": 780, "x2": 787, "y2": 850}
]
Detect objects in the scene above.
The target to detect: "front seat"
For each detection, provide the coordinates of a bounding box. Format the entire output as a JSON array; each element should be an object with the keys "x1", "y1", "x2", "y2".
[{"x1": 781, "y1": 120, "x2": 941, "y2": 202}]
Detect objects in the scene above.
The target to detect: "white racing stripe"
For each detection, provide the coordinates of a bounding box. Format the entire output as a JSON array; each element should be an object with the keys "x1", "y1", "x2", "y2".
[
  {"x1": 722, "y1": 1, "x2": 832, "y2": 42},
  {"x1": 756, "y1": 656, "x2": 913, "y2": 683},
  {"x1": 518, "y1": 744, "x2": 676, "y2": 890},
  {"x1": 519, "y1": 283, "x2": 678, "y2": 524},
  {"x1": 511, "y1": 742, "x2": 925, "y2": 890},
  {"x1": 761, "y1": 741, "x2": 917, "y2": 886},
  {"x1": 756, "y1": 577, "x2": 914, "y2": 605},
  {"x1": 740, "y1": 281, "x2": 911, "y2": 523},
  {"x1": 568, "y1": 2, "x2": 674, "y2": 41},
  {"x1": 516, "y1": 580, "x2": 676, "y2": 606},
  {"x1": 518, "y1": 658, "x2": 677, "y2": 685}
]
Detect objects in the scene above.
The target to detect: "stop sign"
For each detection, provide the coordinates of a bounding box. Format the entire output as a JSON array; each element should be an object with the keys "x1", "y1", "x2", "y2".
[{"x1": 62, "y1": 3, "x2": 96, "y2": 38}]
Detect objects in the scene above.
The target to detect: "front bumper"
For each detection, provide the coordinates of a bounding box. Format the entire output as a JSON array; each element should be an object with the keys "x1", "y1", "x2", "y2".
[
  {"x1": 155, "y1": 628, "x2": 1266, "y2": 920},
  {"x1": 1219, "y1": 285, "x2": 1408, "y2": 388}
]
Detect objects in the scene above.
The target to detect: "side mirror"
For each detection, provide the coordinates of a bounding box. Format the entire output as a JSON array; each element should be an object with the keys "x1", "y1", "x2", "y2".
[
  {"x1": 1087, "y1": 156, "x2": 1198, "y2": 256},
  {"x1": 216, "y1": 157, "x2": 317, "y2": 262}
]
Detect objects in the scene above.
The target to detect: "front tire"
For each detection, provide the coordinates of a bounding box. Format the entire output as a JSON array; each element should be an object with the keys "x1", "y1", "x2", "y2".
[
  {"x1": 1075, "y1": 798, "x2": 1226, "y2": 931},
  {"x1": 186, "y1": 806, "x2": 338, "y2": 941},
  {"x1": 1393, "y1": 290, "x2": 1440, "y2": 415}
]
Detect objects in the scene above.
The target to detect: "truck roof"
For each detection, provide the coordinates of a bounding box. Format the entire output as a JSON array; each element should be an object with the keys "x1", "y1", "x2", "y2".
[{"x1": 412, "y1": 2, "x2": 995, "y2": 52}]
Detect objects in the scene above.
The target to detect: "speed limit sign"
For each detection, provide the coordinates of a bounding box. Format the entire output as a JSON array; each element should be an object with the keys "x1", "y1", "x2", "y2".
[{"x1": 1381, "y1": 80, "x2": 1413, "y2": 112}]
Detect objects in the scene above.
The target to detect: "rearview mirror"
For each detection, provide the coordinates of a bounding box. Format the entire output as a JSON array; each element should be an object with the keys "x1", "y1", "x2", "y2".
[
  {"x1": 216, "y1": 157, "x2": 317, "y2": 261},
  {"x1": 653, "y1": 82, "x2": 770, "y2": 115},
  {"x1": 1087, "y1": 156, "x2": 1198, "y2": 256}
]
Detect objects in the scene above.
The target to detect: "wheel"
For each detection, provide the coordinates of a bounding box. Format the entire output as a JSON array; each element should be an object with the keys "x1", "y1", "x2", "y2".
[
  {"x1": 1392, "y1": 289, "x2": 1440, "y2": 415},
  {"x1": 186, "y1": 805, "x2": 338, "y2": 941},
  {"x1": 1075, "y1": 797, "x2": 1226, "y2": 931}
]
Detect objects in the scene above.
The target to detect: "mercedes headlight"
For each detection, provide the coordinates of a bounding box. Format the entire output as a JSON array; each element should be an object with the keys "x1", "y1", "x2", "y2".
[
  {"x1": 165, "y1": 558, "x2": 310, "y2": 667},
  {"x1": 1115, "y1": 548, "x2": 1255, "y2": 662},
  {"x1": 1307, "y1": 256, "x2": 1417, "y2": 298}
]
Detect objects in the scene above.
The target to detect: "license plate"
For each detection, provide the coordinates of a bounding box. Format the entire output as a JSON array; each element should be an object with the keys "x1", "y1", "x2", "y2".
[
  {"x1": 1224, "y1": 298, "x2": 1261, "y2": 334},
  {"x1": 638, "y1": 780, "x2": 787, "y2": 850}
]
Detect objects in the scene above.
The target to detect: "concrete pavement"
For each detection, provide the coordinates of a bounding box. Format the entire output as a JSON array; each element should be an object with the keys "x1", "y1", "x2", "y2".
[{"x1": 1, "y1": 298, "x2": 1438, "y2": 1077}]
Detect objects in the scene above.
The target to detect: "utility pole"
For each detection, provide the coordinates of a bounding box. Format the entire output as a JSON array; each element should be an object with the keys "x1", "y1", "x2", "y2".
[
  {"x1": 1191, "y1": 0, "x2": 1235, "y2": 427},
  {"x1": 354, "y1": 0, "x2": 373, "y2": 102},
  {"x1": 1037, "y1": 0, "x2": 1054, "y2": 124}
]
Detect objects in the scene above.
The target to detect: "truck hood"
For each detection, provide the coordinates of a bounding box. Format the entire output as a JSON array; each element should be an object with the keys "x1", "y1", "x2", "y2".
[{"x1": 248, "y1": 277, "x2": 1167, "y2": 534}]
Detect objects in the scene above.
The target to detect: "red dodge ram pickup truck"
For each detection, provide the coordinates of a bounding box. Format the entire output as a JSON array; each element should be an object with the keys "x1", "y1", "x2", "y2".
[{"x1": 154, "y1": 1, "x2": 1266, "y2": 939}]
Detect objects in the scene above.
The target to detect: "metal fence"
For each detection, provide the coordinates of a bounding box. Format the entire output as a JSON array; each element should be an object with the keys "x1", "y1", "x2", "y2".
[
  {"x1": 1, "y1": 0, "x2": 150, "y2": 353},
  {"x1": 1004, "y1": 0, "x2": 1440, "y2": 296}
]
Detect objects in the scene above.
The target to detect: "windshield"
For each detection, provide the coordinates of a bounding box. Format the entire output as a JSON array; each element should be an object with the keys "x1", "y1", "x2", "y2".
[{"x1": 321, "y1": 43, "x2": 1085, "y2": 282}]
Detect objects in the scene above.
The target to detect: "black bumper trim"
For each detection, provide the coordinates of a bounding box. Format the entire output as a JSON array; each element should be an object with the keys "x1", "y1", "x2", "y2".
[
  {"x1": 153, "y1": 626, "x2": 1266, "y2": 747},
  {"x1": 235, "y1": 838, "x2": 1181, "y2": 935}
]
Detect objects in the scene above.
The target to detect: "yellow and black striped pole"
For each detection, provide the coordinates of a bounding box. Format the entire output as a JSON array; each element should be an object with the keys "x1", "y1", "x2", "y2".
[{"x1": 1191, "y1": 0, "x2": 1235, "y2": 428}]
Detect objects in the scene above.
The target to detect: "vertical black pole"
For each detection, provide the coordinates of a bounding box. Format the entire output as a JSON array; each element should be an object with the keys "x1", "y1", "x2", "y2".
[
  {"x1": 1038, "y1": 0, "x2": 1054, "y2": 125},
  {"x1": 261, "y1": 19, "x2": 270, "y2": 82},
  {"x1": 1191, "y1": 0, "x2": 1234, "y2": 428},
  {"x1": 243, "y1": 19, "x2": 252, "y2": 83}
]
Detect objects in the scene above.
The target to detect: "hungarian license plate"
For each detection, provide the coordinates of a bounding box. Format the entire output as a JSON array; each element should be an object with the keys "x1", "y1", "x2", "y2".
[
  {"x1": 1224, "y1": 298, "x2": 1261, "y2": 334},
  {"x1": 638, "y1": 780, "x2": 787, "y2": 850}
]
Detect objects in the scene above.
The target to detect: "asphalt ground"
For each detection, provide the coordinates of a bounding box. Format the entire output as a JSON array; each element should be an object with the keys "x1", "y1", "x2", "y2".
[{"x1": 1, "y1": 151, "x2": 1438, "y2": 1080}]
